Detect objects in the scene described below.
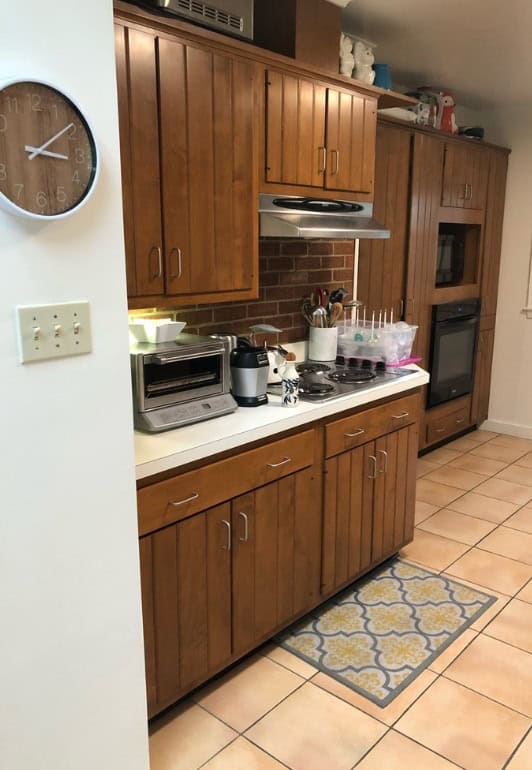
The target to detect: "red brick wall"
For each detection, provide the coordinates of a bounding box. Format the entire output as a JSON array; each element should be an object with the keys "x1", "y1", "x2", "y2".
[{"x1": 175, "y1": 239, "x2": 355, "y2": 343}]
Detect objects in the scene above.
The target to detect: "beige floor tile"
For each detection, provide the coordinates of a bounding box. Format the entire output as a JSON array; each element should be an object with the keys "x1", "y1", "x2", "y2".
[
  {"x1": 497, "y1": 464, "x2": 532, "y2": 488},
  {"x1": 400, "y1": 530, "x2": 469, "y2": 572},
  {"x1": 416, "y1": 478, "x2": 465, "y2": 507},
  {"x1": 447, "y1": 492, "x2": 520, "y2": 523},
  {"x1": 445, "y1": 435, "x2": 481, "y2": 452},
  {"x1": 396, "y1": 676, "x2": 530, "y2": 770},
  {"x1": 417, "y1": 458, "x2": 441, "y2": 478},
  {"x1": 415, "y1": 500, "x2": 440, "y2": 525},
  {"x1": 446, "y1": 548, "x2": 532, "y2": 595},
  {"x1": 472, "y1": 442, "x2": 530, "y2": 464},
  {"x1": 473, "y1": 478, "x2": 532, "y2": 505},
  {"x1": 201, "y1": 737, "x2": 286, "y2": 770},
  {"x1": 484, "y1": 599, "x2": 532, "y2": 654},
  {"x1": 504, "y1": 507, "x2": 532, "y2": 535},
  {"x1": 245, "y1": 682, "x2": 386, "y2": 770},
  {"x1": 355, "y1": 730, "x2": 459, "y2": 770},
  {"x1": 506, "y1": 730, "x2": 532, "y2": 770},
  {"x1": 310, "y1": 669, "x2": 437, "y2": 727},
  {"x1": 478, "y1": 526, "x2": 532, "y2": 566},
  {"x1": 448, "y1": 454, "x2": 508, "y2": 477},
  {"x1": 445, "y1": 633, "x2": 532, "y2": 716},
  {"x1": 149, "y1": 701, "x2": 237, "y2": 770},
  {"x1": 423, "y1": 466, "x2": 486, "y2": 491},
  {"x1": 491, "y1": 435, "x2": 532, "y2": 452},
  {"x1": 260, "y1": 643, "x2": 317, "y2": 679},
  {"x1": 194, "y1": 655, "x2": 303, "y2": 732},
  {"x1": 470, "y1": 430, "x2": 499, "y2": 443},
  {"x1": 429, "y1": 628, "x2": 478, "y2": 673},
  {"x1": 517, "y1": 580, "x2": 532, "y2": 604},
  {"x1": 423, "y1": 446, "x2": 464, "y2": 465},
  {"x1": 418, "y1": 508, "x2": 497, "y2": 545},
  {"x1": 516, "y1": 452, "x2": 532, "y2": 469}
]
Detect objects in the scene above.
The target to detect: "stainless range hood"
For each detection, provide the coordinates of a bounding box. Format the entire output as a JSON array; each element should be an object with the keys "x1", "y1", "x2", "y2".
[{"x1": 259, "y1": 194, "x2": 390, "y2": 239}]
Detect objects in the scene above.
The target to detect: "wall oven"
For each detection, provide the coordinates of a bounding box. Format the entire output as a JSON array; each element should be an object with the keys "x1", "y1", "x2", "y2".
[{"x1": 427, "y1": 300, "x2": 480, "y2": 408}]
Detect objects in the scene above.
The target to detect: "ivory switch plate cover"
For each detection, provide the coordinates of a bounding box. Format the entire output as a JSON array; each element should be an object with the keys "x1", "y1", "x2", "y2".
[{"x1": 16, "y1": 301, "x2": 92, "y2": 363}]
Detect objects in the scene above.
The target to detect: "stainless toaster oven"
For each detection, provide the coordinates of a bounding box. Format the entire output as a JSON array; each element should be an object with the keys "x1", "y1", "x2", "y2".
[{"x1": 131, "y1": 334, "x2": 237, "y2": 432}]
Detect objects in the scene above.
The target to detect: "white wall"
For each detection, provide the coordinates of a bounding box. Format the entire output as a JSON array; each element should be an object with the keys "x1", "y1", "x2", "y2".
[
  {"x1": 482, "y1": 106, "x2": 532, "y2": 437},
  {"x1": 0, "y1": 3, "x2": 150, "y2": 770}
]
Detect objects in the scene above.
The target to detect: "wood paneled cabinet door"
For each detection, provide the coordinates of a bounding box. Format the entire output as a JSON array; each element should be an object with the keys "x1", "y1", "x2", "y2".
[
  {"x1": 265, "y1": 70, "x2": 376, "y2": 195},
  {"x1": 115, "y1": 22, "x2": 258, "y2": 305},
  {"x1": 471, "y1": 329, "x2": 495, "y2": 425},
  {"x1": 441, "y1": 142, "x2": 489, "y2": 210},
  {"x1": 481, "y1": 150, "x2": 509, "y2": 322}
]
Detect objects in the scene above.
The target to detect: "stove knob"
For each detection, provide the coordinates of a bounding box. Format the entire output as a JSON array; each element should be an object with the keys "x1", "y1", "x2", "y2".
[
  {"x1": 335, "y1": 355, "x2": 345, "y2": 366},
  {"x1": 348, "y1": 357, "x2": 359, "y2": 368},
  {"x1": 361, "y1": 359, "x2": 372, "y2": 369},
  {"x1": 376, "y1": 361, "x2": 386, "y2": 372}
]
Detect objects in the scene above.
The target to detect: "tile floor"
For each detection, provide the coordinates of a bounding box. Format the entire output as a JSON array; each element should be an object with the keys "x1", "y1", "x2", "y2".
[{"x1": 149, "y1": 429, "x2": 532, "y2": 770}]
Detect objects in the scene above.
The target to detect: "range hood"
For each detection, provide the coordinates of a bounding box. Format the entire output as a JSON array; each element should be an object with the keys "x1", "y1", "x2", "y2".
[{"x1": 259, "y1": 194, "x2": 390, "y2": 239}]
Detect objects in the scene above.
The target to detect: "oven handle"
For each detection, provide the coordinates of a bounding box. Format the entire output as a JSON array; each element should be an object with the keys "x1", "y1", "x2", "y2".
[
  {"x1": 436, "y1": 315, "x2": 479, "y2": 325},
  {"x1": 151, "y1": 347, "x2": 225, "y2": 365}
]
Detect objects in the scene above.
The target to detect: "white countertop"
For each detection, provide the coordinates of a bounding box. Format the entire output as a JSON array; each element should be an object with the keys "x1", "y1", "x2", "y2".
[{"x1": 134, "y1": 365, "x2": 429, "y2": 480}]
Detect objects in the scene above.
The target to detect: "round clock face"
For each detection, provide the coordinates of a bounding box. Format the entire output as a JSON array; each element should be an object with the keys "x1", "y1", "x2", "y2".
[{"x1": 0, "y1": 80, "x2": 98, "y2": 218}]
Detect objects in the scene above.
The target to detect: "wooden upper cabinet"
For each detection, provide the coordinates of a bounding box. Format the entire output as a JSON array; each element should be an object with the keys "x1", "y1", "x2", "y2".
[
  {"x1": 481, "y1": 149, "x2": 509, "y2": 321},
  {"x1": 265, "y1": 69, "x2": 376, "y2": 197},
  {"x1": 441, "y1": 142, "x2": 489, "y2": 210}
]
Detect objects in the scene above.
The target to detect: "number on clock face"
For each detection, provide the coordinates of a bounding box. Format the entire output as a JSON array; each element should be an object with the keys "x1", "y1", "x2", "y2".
[{"x1": 0, "y1": 81, "x2": 97, "y2": 216}]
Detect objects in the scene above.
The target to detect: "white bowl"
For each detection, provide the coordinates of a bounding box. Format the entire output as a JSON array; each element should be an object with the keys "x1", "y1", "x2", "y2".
[{"x1": 129, "y1": 320, "x2": 186, "y2": 344}]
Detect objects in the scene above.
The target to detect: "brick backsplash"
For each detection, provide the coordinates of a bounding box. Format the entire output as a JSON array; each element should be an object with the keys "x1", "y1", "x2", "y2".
[{"x1": 173, "y1": 239, "x2": 355, "y2": 343}]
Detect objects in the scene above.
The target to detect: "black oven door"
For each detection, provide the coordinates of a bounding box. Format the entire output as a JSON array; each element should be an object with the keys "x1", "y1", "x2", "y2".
[{"x1": 428, "y1": 316, "x2": 479, "y2": 407}]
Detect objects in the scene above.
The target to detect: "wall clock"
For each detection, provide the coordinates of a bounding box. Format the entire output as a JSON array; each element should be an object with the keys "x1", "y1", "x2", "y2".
[{"x1": 0, "y1": 78, "x2": 99, "y2": 219}]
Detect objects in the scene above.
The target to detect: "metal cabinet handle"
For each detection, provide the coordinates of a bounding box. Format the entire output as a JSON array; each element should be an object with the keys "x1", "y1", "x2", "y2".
[
  {"x1": 369, "y1": 455, "x2": 377, "y2": 480},
  {"x1": 345, "y1": 428, "x2": 365, "y2": 438},
  {"x1": 466, "y1": 183, "x2": 473, "y2": 201},
  {"x1": 222, "y1": 519, "x2": 231, "y2": 551},
  {"x1": 392, "y1": 412, "x2": 410, "y2": 420},
  {"x1": 400, "y1": 299, "x2": 404, "y2": 319},
  {"x1": 169, "y1": 492, "x2": 199, "y2": 507},
  {"x1": 456, "y1": 417, "x2": 465, "y2": 425},
  {"x1": 435, "y1": 426, "x2": 446, "y2": 434},
  {"x1": 377, "y1": 449, "x2": 388, "y2": 474},
  {"x1": 267, "y1": 457, "x2": 291, "y2": 468},
  {"x1": 331, "y1": 149, "x2": 340, "y2": 175},
  {"x1": 149, "y1": 246, "x2": 163, "y2": 280},
  {"x1": 238, "y1": 512, "x2": 249, "y2": 543},
  {"x1": 318, "y1": 145, "x2": 327, "y2": 173},
  {"x1": 169, "y1": 247, "x2": 183, "y2": 280}
]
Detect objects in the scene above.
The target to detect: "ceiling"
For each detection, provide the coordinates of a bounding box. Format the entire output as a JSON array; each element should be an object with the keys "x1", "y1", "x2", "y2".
[{"x1": 341, "y1": 0, "x2": 531, "y2": 109}]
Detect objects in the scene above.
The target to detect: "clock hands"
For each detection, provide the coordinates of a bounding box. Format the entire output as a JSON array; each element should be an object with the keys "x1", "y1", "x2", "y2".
[
  {"x1": 26, "y1": 122, "x2": 74, "y2": 160},
  {"x1": 24, "y1": 146, "x2": 69, "y2": 160}
]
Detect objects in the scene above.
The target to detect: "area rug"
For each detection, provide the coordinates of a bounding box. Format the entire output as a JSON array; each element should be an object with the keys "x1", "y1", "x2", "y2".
[{"x1": 276, "y1": 558, "x2": 496, "y2": 706}]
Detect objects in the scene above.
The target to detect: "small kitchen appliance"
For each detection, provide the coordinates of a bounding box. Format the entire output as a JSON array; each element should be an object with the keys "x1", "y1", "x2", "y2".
[
  {"x1": 230, "y1": 338, "x2": 269, "y2": 406},
  {"x1": 131, "y1": 333, "x2": 237, "y2": 432}
]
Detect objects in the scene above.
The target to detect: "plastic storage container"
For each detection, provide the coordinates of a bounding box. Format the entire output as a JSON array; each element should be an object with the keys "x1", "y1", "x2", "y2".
[{"x1": 337, "y1": 321, "x2": 418, "y2": 366}]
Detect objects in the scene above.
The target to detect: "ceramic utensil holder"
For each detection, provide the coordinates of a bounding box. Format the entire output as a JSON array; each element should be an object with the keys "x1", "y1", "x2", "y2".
[{"x1": 308, "y1": 326, "x2": 338, "y2": 362}]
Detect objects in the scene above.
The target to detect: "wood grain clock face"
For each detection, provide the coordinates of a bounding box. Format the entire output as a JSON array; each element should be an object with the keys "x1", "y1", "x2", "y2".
[{"x1": 0, "y1": 80, "x2": 98, "y2": 218}]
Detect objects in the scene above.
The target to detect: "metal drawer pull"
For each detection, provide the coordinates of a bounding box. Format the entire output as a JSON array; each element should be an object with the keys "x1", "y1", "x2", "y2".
[
  {"x1": 239, "y1": 512, "x2": 249, "y2": 543},
  {"x1": 267, "y1": 457, "x2": 292, "y2": 468},
  {"x1": 318, "y1": 145, "x2": 327, "y2": 173},
  {"x1": 369, "y1": 455, "x2": 377, "y2": 480},
  {"x1": 222, "y1": 519, "x2": 231, "y2": 551},
  {"x1": 169, "y1": 492, "x2": 199, "y2": 507},
  {"x1": 345, "y1": 428, "x2": 365, "y2": 438},
  {"x1": 392, "y1": 411, "x2": 410, "y2": 420},
  {"x1": 377, "y1": 449, "x2": 388, "y2": 473},
  {"x1": 456, "y1": 417, "x2": 465, "y2": 424},
  {"x1": 435, "y1": 426, "x2": 445, "y2": 433}
]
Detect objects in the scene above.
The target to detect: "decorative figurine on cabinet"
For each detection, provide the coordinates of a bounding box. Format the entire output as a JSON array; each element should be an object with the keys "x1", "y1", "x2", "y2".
[
  {"x1": 438, "y1": 91, "x2": 459, "y2": 134},
  {"x1": 339, "y1": 33, "x2": 355, "y2": 76},
  {"x1": 353, "y1": 40, "x2": 376, "y2": 85}
]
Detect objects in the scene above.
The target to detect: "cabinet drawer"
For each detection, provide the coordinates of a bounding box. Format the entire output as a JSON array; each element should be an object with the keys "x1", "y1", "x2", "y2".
[
  {"x1": 426, "y1": 405, "x2": 470, "y2": 445},
  {"x1": 138, "y1": 429, "x2": 316, "y2": 535},
  {"x1": 325, "y1": 393, "x2": 419, "y2": 458}
]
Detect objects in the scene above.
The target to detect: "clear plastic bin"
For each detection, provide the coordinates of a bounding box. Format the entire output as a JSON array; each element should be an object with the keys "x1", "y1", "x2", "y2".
[{"x1": 337, "y1": 321, "x2": 418, "y2": 365}]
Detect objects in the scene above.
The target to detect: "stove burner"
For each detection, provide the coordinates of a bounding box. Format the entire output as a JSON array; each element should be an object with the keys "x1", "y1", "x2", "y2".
[
  {"x1": 299, "y1": 378, "x2": 336, "y2": 395},
  {"x1": 327, "y1": 368, "x2": 377, "y2": 384},
  {"x1": 296, "y1": 362, "x2": 332, "y2": 376}
]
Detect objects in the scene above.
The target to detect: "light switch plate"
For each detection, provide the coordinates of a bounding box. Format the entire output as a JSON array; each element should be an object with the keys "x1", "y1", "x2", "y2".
[{"x1": 16, "y1": 301, "x2": 92, "y2": 363}]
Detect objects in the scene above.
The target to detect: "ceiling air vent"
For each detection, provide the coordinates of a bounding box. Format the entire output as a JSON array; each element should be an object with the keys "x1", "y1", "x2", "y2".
[{"x1": 152, "y1": 0, "x2": 253, "y2": 39}]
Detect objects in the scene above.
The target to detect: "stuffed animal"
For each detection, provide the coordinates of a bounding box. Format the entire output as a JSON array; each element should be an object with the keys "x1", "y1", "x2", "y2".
[
  {"x1": 438, "y1": 92, "x2": 458, "y2": 134},
  {"x1": 339, "y1": 33, "x2": 355, "y2": 77},
  {"x1": 353, "y1": 41, "x2": 375, "y2": 85}
]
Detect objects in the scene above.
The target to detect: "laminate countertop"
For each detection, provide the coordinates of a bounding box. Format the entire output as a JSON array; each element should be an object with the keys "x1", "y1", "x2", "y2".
[{"x1": 134, "y1": 365, "x2": 429, "y2": 480}]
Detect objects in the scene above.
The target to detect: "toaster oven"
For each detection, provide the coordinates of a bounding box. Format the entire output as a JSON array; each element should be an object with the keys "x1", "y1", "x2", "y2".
[{"x1": 131, "y1": 334, "x2": 237, "y2": 432}]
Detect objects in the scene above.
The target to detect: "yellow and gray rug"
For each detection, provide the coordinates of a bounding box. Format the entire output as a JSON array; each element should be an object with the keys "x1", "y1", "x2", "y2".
[{"x1": 276, "y1": 559, "x2": 496, "y2": 706}]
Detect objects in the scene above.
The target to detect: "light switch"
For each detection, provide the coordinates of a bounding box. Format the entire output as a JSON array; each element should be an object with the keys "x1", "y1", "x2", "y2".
[{"x1": 16, "y1": 301, "x2": 92, "y2": 363}]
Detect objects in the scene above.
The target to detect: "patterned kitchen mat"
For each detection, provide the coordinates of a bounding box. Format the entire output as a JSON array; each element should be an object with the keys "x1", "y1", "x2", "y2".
[{"x1": 276, "y1": 558, "x2": 496, "y2": 706}]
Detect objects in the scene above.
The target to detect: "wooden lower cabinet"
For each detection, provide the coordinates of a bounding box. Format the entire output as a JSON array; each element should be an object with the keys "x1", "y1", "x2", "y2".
[{"x1": 471, "y1": 328, "x2": 495, "y2": 425}]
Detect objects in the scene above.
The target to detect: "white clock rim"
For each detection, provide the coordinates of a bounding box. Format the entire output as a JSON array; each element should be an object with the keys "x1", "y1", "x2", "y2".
[{"x1": 0, "y1": 76, "x2": 100, "y2": 221}]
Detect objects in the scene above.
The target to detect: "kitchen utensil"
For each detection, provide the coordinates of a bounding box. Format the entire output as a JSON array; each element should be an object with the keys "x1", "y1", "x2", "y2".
[
  {"x1": 328, "y1": 302, "x2": 344, "y2": 327},
  {"x1": 312, "y1": 305, "x2": 328, "y2": 328},
  {"x1": 129, "y1": 319, "x2": 186, "y2": 344},
  {"x1": 230, "y1": 338, "x2": 269, "y2": 406}
]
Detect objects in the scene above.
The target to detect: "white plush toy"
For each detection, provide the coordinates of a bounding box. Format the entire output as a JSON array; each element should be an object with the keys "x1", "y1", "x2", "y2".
[
  {"x1": 339, "y1": 33, "x2": 355, "y2": 76},
  {"x1": 354, "y1": 40, "x2": 375, "y2": 85}
]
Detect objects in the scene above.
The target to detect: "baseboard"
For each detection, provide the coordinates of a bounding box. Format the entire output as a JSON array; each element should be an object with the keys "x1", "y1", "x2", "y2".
[{"x1": 481, "y1": 419, "x2": 532, "y2": 439}]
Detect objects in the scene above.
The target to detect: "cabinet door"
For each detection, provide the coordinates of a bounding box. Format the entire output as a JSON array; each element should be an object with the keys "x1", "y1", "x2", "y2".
[
  {"x1": 115, "y1": 25, "x2": 164, "y2": 297},
  {"x1": 265, "y1": 70, "x2": 327, "y2": 188},
  {"x1": 471, "y1": 329, "x2": 495, "y2": 425},
  {"x1": 159, "y1": 39, "x2": 257, "y2": 297},
  {"x1": 481, "y1": 150, "x2": 508, "y2": 322},
  {"x1": 372, "y1": 425, "x2": 418, "y2": 563},
  {"x1": 358, "y1": 123, "x2": 411, "y2": 318},
  {"x1": 441, "y1": 143, "x2": 489, "y2": 210},
  {"x1": 231, "y1": 466, "x2": 322, "y2": 655},
  {"x1": 325, "y1": 88, "x2": 376, "y2": 195},
  {"x1": 322, "y1": 442, "x2": 375, "y2": 596},
  {"x1": 139, "y1": 503, "x2": 232, "y2": 716}
]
